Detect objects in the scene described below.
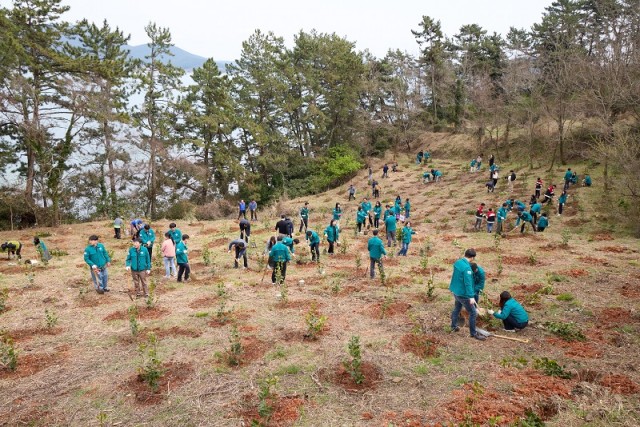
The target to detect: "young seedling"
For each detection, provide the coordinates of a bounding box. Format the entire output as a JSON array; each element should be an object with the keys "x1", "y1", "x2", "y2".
[
  {"x1": 257, "y1": 375, "x2": 278, "y2": 420},
  {"x1": 304, "y1": 304, "x2": 327, "y2": 340},
  {"x1": 202, "y1": 245, "x2": 211, "y2": 266},
  {"x1": 44, "y1": 308, "x2": 58, "y2": 329},
  {"x1": 0, "y1": 288, "x2": 8, "y2": 313},
  {"x1": 226, "y1": 324, "x2": 243, "y2": 367},
  {"x1": 25, "y1": 266, "x2": 35, "y2": 288},
  {"x1": 0, "y1": 333, "x2": 17, "y2": 371},
  {"x1": 561, "y1": 228, "x2": 571, "y2": 247},
  {"x1": 128, "y1": 305, "x2": 140, "y2": 337},
  {"x1": 533, "y1": 357, "x2": 573, "y2": 379},
  {"x1": 145, "y1": 277, "x2": 158, "y2": 309},
  {"x1": 137, "y1": 332, "x2": 164, "y2": 391},
  {"x1": 355, "y1": 253, "x2": 362, "y2": 269},
  {"x1": 216, "y1": 282, "x2": 227, "y2": 298},
  {"x1": 343, "y1": 335, "x2": 365, "y2": 385},
  {"x1": 425, "y1": 270, "x2": 435, "y2": 300},
  {"x1": 330, "y1": 280, "x2": 341, "y2": 296}
]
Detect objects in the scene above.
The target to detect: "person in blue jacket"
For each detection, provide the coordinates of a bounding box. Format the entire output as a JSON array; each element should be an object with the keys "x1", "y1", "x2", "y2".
[
  {"x1": 138, "y1": 224, "x2": 156, "y2": 259},
  {"x1": 126, "y1": 238, "x2": 151, "y2": 297},
  {"x1": 306, "y1": 230, "x2": 320, "y2": 262},
  {"x1": 84, "y1": 235, "x2": 111, "y2": 294},
  {"x1": 238, "y1": 199, "x2": 247, "y2": 220},
  {"x1": 488, "y1": 291, "x2": 529, "y2": 331},
  {"x1": 367, "y1": 229, "x2": 387, "y2": 279},
  {"x1": 536, "y1": 213, "x2": 549, "y2": 232},
  {"x1": 471, "y1": 262, "x2": 485, "y2": 304},
  {"x1": 398, "y1": 221, "x2": 415, "y2": 256},
  {"x1": 449, "y1": 248, "x2": 485, "y2": 340}
]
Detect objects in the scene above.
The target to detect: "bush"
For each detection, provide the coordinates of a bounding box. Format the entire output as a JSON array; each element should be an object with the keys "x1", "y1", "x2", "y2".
[
  {"x1": 194, "y1": 199, "x2": 236, "y2": 220},
  {"x1": 162, "y1": 200, "x2": 196, "y2": 220}
]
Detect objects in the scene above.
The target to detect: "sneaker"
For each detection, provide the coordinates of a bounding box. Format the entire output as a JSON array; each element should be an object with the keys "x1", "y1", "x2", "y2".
[
  {"x1": 143, "y1": 294, "x2": 149, "y2": 298},
  {"x1": 163, "y1": 275, "x2": 170, "y2": 279},
  {"x1": 96, "y1": 287, "x2": 104, "y2": 294},
  {"x1": 472, "y1": 334, "x2": 486, "y2": 341},
  {"x1": 103, "y1": 288, "x2": 110, "y2": 292},
  {"x1": 503, "y1": 329, "x2": 516, "y2": 333},
  {"x1": 451, "y1": 326, "x2": 460, "y2": 332},
  {"x1": 136, "y1": 294, "x2": 143, "y2": 298}
]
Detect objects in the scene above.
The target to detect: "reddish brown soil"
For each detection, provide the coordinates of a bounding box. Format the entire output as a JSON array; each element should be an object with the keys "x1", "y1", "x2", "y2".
[
  {"x1": 620, "y1": 284, "x2": 640, "y2": 298},
  {"x1": 561, "y1": 268, "x2": 589, "y2": 278},
  {"x1": 441, "y1": 234, "x2": 467, "y2": 242},
  {"x1": 242, "y1": 395, "x2": 306, "y2": 426},
  {"x1": 566, "y1": 218, "x2": 589, "y2": 226},
  {"x1": 7, "y1": 327, "x2": 64, "y2": 343},
  {"x1": 591, "y1": 233, "x2": 614, "y2": 241},
  {"x1": 0, "y1": 345, "x2": 69, "y2": 379},
  {"x1": 399, "y1": 333, "x2": 441, "y2": 358},
  {"x1": 103, "y1": 307, "x2": 171, "y2": 321},
  {"x1": 512, "y1": 283, "x2": 543, "y2": 294},
  {"x1": 276, "y1": 299, "x2": 323, "y2": 311},
  {"x1": 207, "y1": 237, "x2": 228, "y2": 247},
  {"x1": 600, "y1": 374, "x2": 640, "y2": 394},
  {"x1": 442, "y1": 383, "x2": 527, "y2": 425},
  {"x1": 501, "y1": 369, "x2": 575, "y2": 399},
  {"x1": 322, "y1": 361, "x2": 383, "y2": 392},
  {"x1": 546, "y1": 338, "x2": 603, "y2": 359},
  {"x1": 78, "y1": 296, "x2": 117, "y2": 308},
  {"x1": 595, "y1": 307, "x2": 636, "y2": 329},
  {"x1": 124, "y1": 362, "x2": 194, "y2": 405},
  {"x1": 502, "y1": 256, "x2": 535, "y2": 266},
  {"x1": 368, "y1": 301, "x2": 412, "y2": 319},
  {"x1": 601, "y1": 246, "x2": 631, "y2": 253},
  {"x1": 207, "y1": 310, "x2": 251, "y2": 328},
  {"x1": 578, "y1": 256, "x2": 611, "y2": 266},
  {"x1": 410, "y1": 266, "x2": 446, "y2": 275},
  {"x1": 473, "y1": 246, "x2": 494, "y2": 254},
  {"x1": 338, "y1": 284, "x2": 365, "y2": 296},
  {"x1": 442, "y1": 258, "x2": 457, "y2": 265},
  {"x1": 149, "y1": 326, "x2": 202, "y2": 339},
  {"x1": 188, "y1": 295, "x2": 219, "y2": 309},
  {"x1": 0, "y1": 264, "x2": 26, "y2": 274}
]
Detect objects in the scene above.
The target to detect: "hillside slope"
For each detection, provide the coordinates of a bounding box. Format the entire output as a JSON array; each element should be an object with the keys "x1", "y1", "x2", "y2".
[{"x1": 1, "y1": 140, "x2": 639, "y2": 426}]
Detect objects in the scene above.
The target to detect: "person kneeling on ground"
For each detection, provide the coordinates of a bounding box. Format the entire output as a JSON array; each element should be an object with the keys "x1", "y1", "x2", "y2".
[
  {"x1": 1, "y1": 241, "x2": 22, "y2": 260},
  {"x1": 536, "y1": 213, "x2": 549, "y2": 232},
  {"x1": 33, "y1": 237, "x2": 52, "y2": 263},
  {"x1": 488, "y1": 291, "x2": 529, "y2": 332}
]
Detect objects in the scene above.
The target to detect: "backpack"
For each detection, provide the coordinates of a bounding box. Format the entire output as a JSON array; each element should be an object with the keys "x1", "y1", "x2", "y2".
[{"x1": 510, "y1": 172, "x2": 517, "y2": 181}]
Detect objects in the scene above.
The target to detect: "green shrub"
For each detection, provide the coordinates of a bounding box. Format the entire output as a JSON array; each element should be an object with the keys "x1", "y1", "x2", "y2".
[
  {"x1": 137, "y1": 333, "x2": 164, "y2": 391},
  {"x1": 343, "y1": 336, "x2": 364, "y2": 385},
  {"x1": 533, "y1": 357, "x2": 573, "y2": 379},
  {"x1": 544, "y1": 321, "x2": 586, "y2": 342}
]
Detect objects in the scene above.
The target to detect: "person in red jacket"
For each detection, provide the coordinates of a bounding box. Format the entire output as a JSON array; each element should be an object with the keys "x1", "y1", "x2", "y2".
[
  {"x1": 474, "y1": 203, "x2": 485, "y2": 231},
  {"x1": 542, "y1": 184, "x2": 556, "y2": 204}
]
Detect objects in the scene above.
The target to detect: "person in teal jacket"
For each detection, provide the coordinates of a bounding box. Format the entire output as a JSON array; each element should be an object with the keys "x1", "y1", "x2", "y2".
[
  {"x1": 393, "y1": 199, "x2": 402, "y2": 218},
  {"x1": 582, "y1": 174, "x2": 592, "y2": 187},
  {"x1": 282, "y1": 236, "x2": 299, "y2": 255},
  {"x1": 529, "y1": 202, "x2": 542, "y2": 225},
  {"x1": 367, "y1": 229, "x2": 387, "y2": 279},
  {"x1": 449, "y1": 248, "x2": 484, "y2": 340},
  {"x1": 306, "y1": 230, "x2": 320, "y2": 262},
  {"x1": 84, "y1": 235, "x2": 111, "y2": 294},
  {"x1": 356, "y1": 207, "x2": 367, "y2": 233},
  {"x1": 324, "y1": 219, "x2": 340, "y2": 254},
  {"x1": 383, "y1": 204, "x2": 394, "y2": 221},
  {"x1": 373, "y1": 201, "x2": 382, "y2": 229},
  {"x1": 33, "y1": 237, "x2": 52, "y2": 263},
  {"x1": 563, "y1": 168, "x2": 573, "y2": 190},
  {"x1": 518, "y1": 211, "x2": 536, "y2": 233},
  {"x1": 558, "y1": 191, "x2": 568, "y2": 215},
  {"x1": 299, "y1": 202, "x2": 309, "y2": 233},
  {"x1": 536, "y1": 213, "x2": 549, "y2": 232},
  {"x1": 126, "y1": 239, "x2": 151, "y2": 297},
  {"x1": 269, "y1": 236, "x2": 291, "y2": 284},
  {"x1": 489, "y1": 291, "x2": 529, "y2": 331},
  {"x1": 397, "y1": 221, "x2": 415, "y2": 256},
  {"x1": 138, "y1": 224, "x2": 156, "y2": 259},
  {"x1": 471, "y1": 262, "x2": 485, "y2": 304},
  {"x1": 404, "y1": 199, "x2": 411, "y2": 219},
  {"x1": 496, "y1": 203, "x2": 509, "y2": 235},
  {"x1": 361, "y1": 198, "x2": 373, "y2": 227},
  {"x1": 422, "y1": 171, "x2": 432, "y2": 183},
  {"x1": 384, "y1": 214, "x2": 397, "y2": 247},
  {"x1": 176, "y1": 234, "x2": 190, "y2": 282},
  {"x1": 167, "y1": 223, "x2": 182, "y2": 247}
]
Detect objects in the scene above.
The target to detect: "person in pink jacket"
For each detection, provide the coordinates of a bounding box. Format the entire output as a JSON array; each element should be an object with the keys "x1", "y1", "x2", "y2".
[{"x1": 161, "y1": 232, "x2": 176, "y2": 278}]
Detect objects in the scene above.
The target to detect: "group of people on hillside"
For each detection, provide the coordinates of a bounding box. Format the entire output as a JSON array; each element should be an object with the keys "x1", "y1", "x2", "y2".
[{"x1": 1, "y1": 237, "x2": 51, "y2": 263}]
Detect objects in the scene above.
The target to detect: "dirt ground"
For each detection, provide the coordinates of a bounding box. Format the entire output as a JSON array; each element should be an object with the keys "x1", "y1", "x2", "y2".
[{"x1": 1, "y1": 145, "x2": 639, "y2": 426}]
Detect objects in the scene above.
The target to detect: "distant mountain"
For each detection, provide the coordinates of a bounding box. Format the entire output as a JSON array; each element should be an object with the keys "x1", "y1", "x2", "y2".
[{"x1": 126, "y1": 44, "x2": 232, "y2": 72}]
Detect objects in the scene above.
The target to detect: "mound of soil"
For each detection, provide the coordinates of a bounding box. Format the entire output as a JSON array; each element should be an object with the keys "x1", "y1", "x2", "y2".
[
  {"x1": 410, "y1": 266, "x2": 446, "y2": 275},
  {"x1": 561, "y1": 269, "x2": 589, "y2": 278},
  {"x1": 188, "y1": 295, "x2": 219, "y2": 309},
  {"x1": 149, "y1": 326, "x2": 202, "y2": 339},
  {"x1": 7, "y1": 327, "x2": 64, "y2": 343},
  {"x1": 503, "y1": 256, "x2": 536, "y2": 266},
  {"x1": 242, "y1": 395, "x2": 306, "y2": 426},
  {"x1": 595, "y1": 307, "x2": 636, "y2": 329},
  {"x1": 591, "y1": 233, "x2": 614, "y2": 241},
  {"x1": 620, "y1": 284, "x2": 640, "y2": 298},
  {"x1": 512, "y1": 283, "x2": 543, "y2": 294},
  {"x1": 600, "y1": 246, "x2": 631, "y2": 253},
  {"x1": 442, "y1": 383, "x2": 527, "y2": 425},
  {"x1": 276, "y1": 299, "x2": 323, "y2": 311},
  {"x1": 546, "y1": 338, "x2": 603, "y2": 359},
  {"x1": 0, "y1": 345, "x2": 69, "y2": 379},
  {"x1": 600, "y1": 374, "x2": 640, "y2": 394},
  {"x1": 103, "y1": 306, "x2": 170, "y2": 321},
  {"x1": 207, "y1": 310, "x2": 250, "y2": 328},
  {"x1": 322, "y1": 361, "x2": 383, "y2": 392},
  {"x1": 399, "y1": 333, "x2": 441, "y2": 358},
  {"x1": 578, "y1": 256, "x2": 611, "y2": 266},
  {"x1": 125, "y1": 361, "x2": 194, "y2": 405},
  {"x1": 368, "y1": 301, "x2": 411, "y2": 319}
]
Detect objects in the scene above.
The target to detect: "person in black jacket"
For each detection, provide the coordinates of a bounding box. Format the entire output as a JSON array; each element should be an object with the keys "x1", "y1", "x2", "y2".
[
  {"x1": 228, "y1": 239, "x2": 248, "y2": 269},
  {"x1": 239, "y1": 218, "x2": 251, "y2": 243},
  {"x1": 275, "y1": 215, "x2": 289, "y2": 235}
]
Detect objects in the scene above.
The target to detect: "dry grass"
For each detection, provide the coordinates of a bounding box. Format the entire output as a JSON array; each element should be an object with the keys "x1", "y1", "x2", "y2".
[{"x1": 1, "y1": 138, "x2": 639, "y2": 425}]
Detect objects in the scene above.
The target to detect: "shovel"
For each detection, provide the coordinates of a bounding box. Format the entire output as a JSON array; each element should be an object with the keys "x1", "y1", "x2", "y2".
[{"x1": 476, "y1": 327, "x2": 529, "y2": 343}]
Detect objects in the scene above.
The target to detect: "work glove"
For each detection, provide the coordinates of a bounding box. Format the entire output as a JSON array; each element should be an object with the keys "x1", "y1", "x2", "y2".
[
  {"x1": 147, "y1": 241, "x2": 151, "y2": 245},
  {"x1": 146, "y1": 270, "x2": 150, "y2": 274},
  {"x1": 125, "y1": 266, "x2": 130, "y2": 271},
  {"x1": 470, "y1": 298, "x2": 477, "y2": 305},
  {"x1": 488, "y1": 309, "x2": 495, "y2": 315}
]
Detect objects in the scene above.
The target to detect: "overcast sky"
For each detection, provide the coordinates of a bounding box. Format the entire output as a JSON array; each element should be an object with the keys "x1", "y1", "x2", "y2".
[{"x1": 5, "y1": 0, "x2": 554, "y2": 60}]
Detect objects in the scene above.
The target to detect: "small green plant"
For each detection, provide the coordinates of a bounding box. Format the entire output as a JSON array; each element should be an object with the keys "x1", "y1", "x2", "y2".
[
  {"x1": 107, "y1": 249, "x2": 115, "y2": 260},
  {"x1": 316, "y1": 262, "x2": 325, "y2": 276},
  {"x1": 500, "y1": 356, "x2": 529, "y2": 369},
  {"x1": 496, "y1": 254, "x2": 503, "y2": 276},
  {"x1": 44, "y1": 308, "x2": 58, "y2": 329},
  {"x1": 544, "y1": 321, "x2": 586, "y2": 342},
  {"x1": 96, "y1": 410, "x2": 108, "y2": 427},
  {"x1": 380, "y1": 291, "x2": 394, "y2": 319},
  {"x1": 533, "y1": 357, "x2": 573, "y2": 379},
  {"x1": 279, "y1": 280, "x2": 288, "y2": 303},
  {"x1": 216, "y1": 282, "x2": 227, "y2": 298},
  {"x1": 355, "y1": 253, "x2": 361, "y2": 269},
  {"x1": 379, "y1": 267, "x2": 387, "y2": 286},
  {"x1": 330, "y1": 280, "x2": 340, "y2": 295},
  {"x1": 195, "y1": 311, "x2": 209, "y2": 318},
  {"x1": 0, "y1": 288, "x2": 8, "y2": 313},
  {"x1": 527, "y1": 249, "x2": 537, "y2": 265},
  {"x1": 226, "y1": 324, "x2": 243, "y2": 367},
  {"x1": 516, "y1": 409, "x2": 545, "y2": 427},
  {"x1": 425, "y1": 270, "x2": 435, "y2": 300},
  {"x1": 274, "y1": 264, "x2": 284, "y2": 286},
  {"x1": 137, "y1": 332, "x2": 164, "y2": 391},
  {"x1": 547, "y1": 272, "x2": 567, "y2": 283},
  {"x1": 556, "y1": 293, "x2": 574, "y2": 302},
  {"x1": 304, "y1": 305, "x2": 327, "y2": 340},
  {"x1": 256, "y1": 375, "x2": 278, "y2": 420},
  {"x1": 0, "y1": 333, "x2": 18, "y2": 371},
  {"x1": 216, "y1": 299, "x2": 230, "y2": 324},
  {"x1": 49, "y1": 249, "x2": 68, "y2": 257},
  {"x1": 340, "y1": 237, "x2": 348, "y2": 254},
  {"x1": 78, "y1": 285, "x2": 88, "y2": 300},
  {"x1": 343, "y1": 335, "x2": 364, "y2": 385},
  {"x1": 202, "y1": 245, "x2": 211, "y2": 266},
  {"x1": 129, "y1": 305, "x2": 140, "y2": 336},
  {"x1": 145, "y1": 278, "x2": 157, "y2": 309},
  {"x1": 561, "y1": 228, "x2": 571, "y2": 247},
  {"x1": 35, "y1": 231, "x2": 51, "y2": 238}
]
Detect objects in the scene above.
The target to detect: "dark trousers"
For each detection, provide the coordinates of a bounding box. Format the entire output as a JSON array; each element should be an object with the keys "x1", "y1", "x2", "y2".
[
  {"x1": 348, "y1": 193, "x2": 355, "y2": 201},
  {"x1": 328, "y1": 241, "x2": 335, "y2": 254},
  {"x1": 374, "y1": 217, "x2": 380, "y2": 228},
  {"x1": 558, "y1": 203, "x2": 564, "y2": 215},
  {"x1": 234, "y1": 247, "x2": 248, "y2": 268},
  {"x1": 310, "y1": 243, "x2": 320, "y2": 261},
  {"x1": 369, "y1": 257, "x2": 383, "y2": 279},
  {"x1": 503, "y1": 316, "x2": 528, "y2": 331},
  {"x1": 240, "y1": 230, "x2": 250, "y2": 243},
  {"x1": 238, "y1": 210, "x2": 246, "y2": 220},
  {"x1": 535, "y1": 189, "x2": 541, "y2": 199},
  {"x1": 520, "y1": 221, "x2": 536, "y2": 233},
  {"x1": 272, "y1": 261, "x2": 287, "y2": 284},
  {"x1": 250, "y1": 209, "x2": 257, "y2": 220},
  {"x1": 299, "y1": 218, "x2": 308, "y2": 233},
  {"x1": 145, "y1": 244, "x2": 153, "y2": 259},
  {"x1": 114, "y1": 228, "x2": 121, "y2": 239},
  {"x1": 373, "y1": 189, "x2": 379, "y2": 198},
  {"x1": 530, "y1": 212, "x2": 538, "y2": 224},
  {"x1": 177, "y1": 262, "x2": 190, "y2": 281},
  {"x1": 357, "y1": 222, "x2": 363, "y2": 232}
]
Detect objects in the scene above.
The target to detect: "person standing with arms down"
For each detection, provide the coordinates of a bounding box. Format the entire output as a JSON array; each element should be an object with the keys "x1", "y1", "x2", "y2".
[
  {"x1": 449, "y1": 248, "x2": 485, "y2": 341},
  {"x1": 367, "y1": 229, "x2": 386, "y2": 279},
  {"x1": 84, "y1": 235, "x2": 111, "y2": 294},
  {"x1": 176, "y1": 234, "x2": 190, "y2": 282},
  {"x1": 238, "y1": 200, "x2": 247, "y2": 220},
  {"x1": 496, "y1": 203, "x2": 508, "y2": 236},
  {"x1": 373, "y1": 201, "x2": 382, "y2": 229},
  {"x1": 558, "y1": 191, "x2": 568, "y2": 216},
  {"x1": 161, "y1": 232, "x2": 177, "y2": 278},
  {"x1": 384, "y1": 211, "x2": 397, "y2": 247},
  {"x1": 126, "y1": 238, "x2": 151, "y2": 298},
  {"x1": 324, "y1": 219, "x2": 340, "y2": 255},
  {"x1": 113, "y1": 216, "x2": 123, "y2": 239},
  {"x1": 167, "y1": 223, "x2": 182, "y2": 247},
  {"x1": 347, "y1": 184, "x2": 356, "y2": 201},
  {"x1": 249, "y1": 199, "x2": 258, "y2": 221},
  {"x1": 299, "y1": 202, "x2": 309, "y2": 233}
]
